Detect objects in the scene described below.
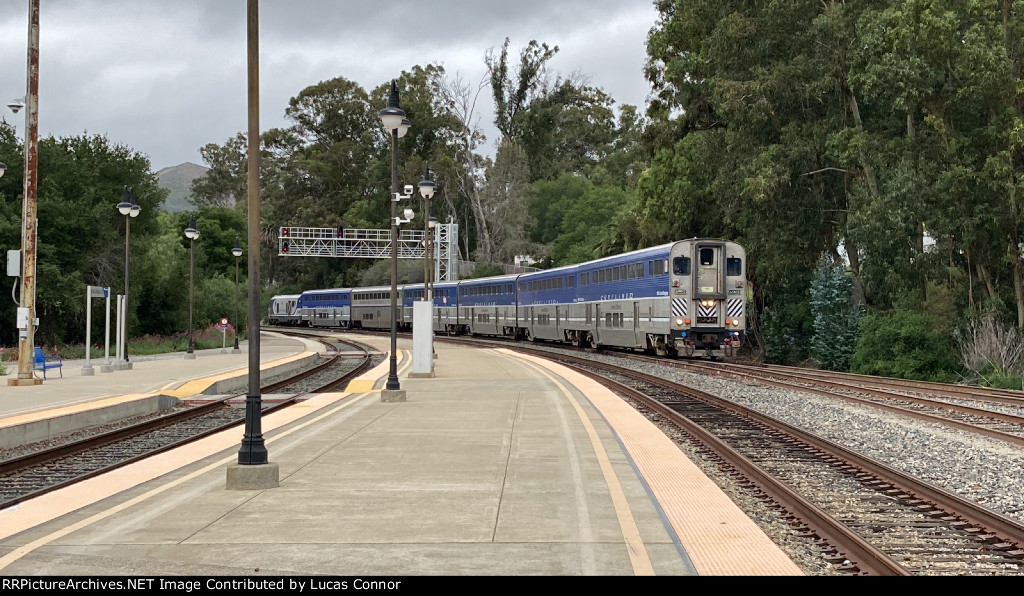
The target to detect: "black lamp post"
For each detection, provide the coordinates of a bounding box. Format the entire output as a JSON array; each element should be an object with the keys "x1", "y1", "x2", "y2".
[
  {"x1": 418, "y1": 165, "x2": 435, "y2": 300},
  {"x1": 117, "y1": 186, "x2": 140, "y2": 367},
  {"x1": 232, "y1": 239, "x2": 243, "y2": 352},
  {"x1": 184, "y1": 216, "x2": 200, "y2": 359},
  {"x1": 379, "y1": 80, "x2": 410, "y2": 397}
]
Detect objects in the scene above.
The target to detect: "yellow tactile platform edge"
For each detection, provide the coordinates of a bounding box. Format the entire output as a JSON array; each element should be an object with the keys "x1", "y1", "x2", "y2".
[{"x1": 501, "y1": 349, "x2": 804, "y2": 577}]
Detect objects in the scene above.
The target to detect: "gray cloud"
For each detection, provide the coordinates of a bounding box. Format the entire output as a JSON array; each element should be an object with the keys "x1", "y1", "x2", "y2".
[{"x1": 0, "y1": 0, "x2": 658, "y2": 170}]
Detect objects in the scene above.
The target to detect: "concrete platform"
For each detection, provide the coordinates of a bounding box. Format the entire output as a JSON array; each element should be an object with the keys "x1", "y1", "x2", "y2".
[{"x1": 0, "y1": 333, "x2": 802, "y2": 576}]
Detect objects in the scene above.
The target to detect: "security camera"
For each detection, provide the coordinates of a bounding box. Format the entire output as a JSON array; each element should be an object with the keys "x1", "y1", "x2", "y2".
[
  {"x1": 403, "y1": 184, "x2": 414, "y2": 196},
  {"x1": 403, "y1": 208, "x2": 415, "y2": 220},
  {"x1": 7, "y1": 98, "x2": 25, "y2": 114}
]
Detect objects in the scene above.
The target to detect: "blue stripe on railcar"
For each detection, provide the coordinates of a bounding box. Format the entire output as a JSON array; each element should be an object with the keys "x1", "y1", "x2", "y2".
[
  {"x1": 432, "y1": 282, "x2": 458, "y2": 307},
  {"x1": 516, "y1": 265, "x2": 578, "y2": 306},
  {"x1": 576, "y1": 244, "x2": 671, "y2": 302},
  {"x1": 458, "y1": 274, "x2": 519, "y2": 306},
  {"x1": 298, "y1": 288, "x2": 351, "y2": 308},
  {"x1": 403, "y1": 283, "x2": 425, "y2": 307}
]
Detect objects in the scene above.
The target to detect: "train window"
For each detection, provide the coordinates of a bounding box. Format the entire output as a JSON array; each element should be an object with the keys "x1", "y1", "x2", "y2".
[
  {"x1": 727, "y1": 257, "x2": 742, "y2": 276},
  {"x1": 673, "y1": 257, "x2": 691, "y2": 275},
  {"x1": 700, "y1": 248, "x2": 715, "y2": 266}
]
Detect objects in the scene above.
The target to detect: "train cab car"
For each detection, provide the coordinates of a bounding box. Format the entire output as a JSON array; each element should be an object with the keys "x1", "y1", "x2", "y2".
[
  {"x1": 430, "y1": 282, "x2": 459, "y2": 334},
  {"x1": 457, "y1": 274, "x2": 520, "y2": 337},
  {"x1": 669, "y1": 239, "x2": 746, "y2": 357},
  {"x1": 297, "y1": 288, "x2": 352, "y2": 328},
  {"x1": 516, "y1": 265, "x2": 579, "y2": 342},
  {"x1": 267, "y1": 294, "x2": 301, "y2": 326},
  {"x1": 350, "y1": 285, "x2": 406, "y2": 331}
]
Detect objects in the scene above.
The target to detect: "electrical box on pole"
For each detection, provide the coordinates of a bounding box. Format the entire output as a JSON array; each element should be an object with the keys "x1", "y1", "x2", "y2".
[{"x1": 6, "y1": 250, "x2": 19, "y2": 277}]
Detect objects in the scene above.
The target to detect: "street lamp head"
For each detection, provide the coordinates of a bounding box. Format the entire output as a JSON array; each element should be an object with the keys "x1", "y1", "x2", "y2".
[
  {"x1": 7, "y1": 97, "x2": 25, "y2": 114},
  {"x1": 428, "y1": 215, "x2": 438, "y2": 229},
  {"x1": 418, "y1": 164, "x2": 435, "y2": 200},
  {"x1": 378, "y1": 80, "x2": 406, "y2": 130},
  {"x1": 0, "y1": 162, "x2": 6, "y2": 178},
  {"x1": 117, "y1": 185, "x2": 134, "y2": 216},
  {"x1": 184, "y1": 215, "x2": 199, "y2": 240},
  {"x1": 232, "y1": 238, "x2": 243, "y2": 258},
  {"x1": 130, "y1": 204, "x2": 140, "y2": 218},
  {"x1": 397, "y1": 118, "x2": 411, "y2": 139}
]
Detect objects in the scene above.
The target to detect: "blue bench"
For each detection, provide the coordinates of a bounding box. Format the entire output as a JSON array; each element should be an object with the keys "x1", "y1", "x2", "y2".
[{"x1": 33, "y1": 346, "x2": 62, "y2": 379}]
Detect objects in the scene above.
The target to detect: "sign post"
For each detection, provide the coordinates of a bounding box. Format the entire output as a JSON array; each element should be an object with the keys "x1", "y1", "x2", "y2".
[
  {"x1": 221, "y1": 318, "x2": 228, "y2": 353},
  {"x1": 83, "y1": 286, "x2": 105, "y2": 375},
  {"x1": 101, "y1": 290, "x2": 113, "y2": 372}
]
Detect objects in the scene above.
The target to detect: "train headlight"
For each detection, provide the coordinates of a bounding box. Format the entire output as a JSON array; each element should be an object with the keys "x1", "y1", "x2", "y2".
[
  {"x1": 675, "y1": 318, "x2": 684, "y2": 326},
  {"x1": 732, "y1": 319, "x2": 740, "y2": 327},
  {"x1": 700, "y1": 299, "x2": 715, "y2": 308}
]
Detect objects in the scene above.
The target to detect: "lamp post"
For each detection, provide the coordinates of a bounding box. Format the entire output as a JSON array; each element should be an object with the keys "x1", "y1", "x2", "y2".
[
  {"x1": 379, "y1": 80, "x2": 410, "y2": 401},
  {"x1": 116, "y1": 186, "x2": 140, "y2": 369},
  {"x1": 417, "y1": 165, "x2": 435, "y2": 301},
  {"x1": 232, "y1": 239, "x2": 243, "y2": 353},
  {"x1": 184, "y1": 216, "x2": 199, "y2": 359}
]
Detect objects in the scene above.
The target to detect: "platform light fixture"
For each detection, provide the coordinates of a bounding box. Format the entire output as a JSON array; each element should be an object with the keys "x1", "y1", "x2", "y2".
[
  {"x1": 116, "y1": 186, "x2": 140, "y2": 368},
  {"x1": 184, "y1": 215, "x2": 200, "y2": 359},
  {"x1": 379, "y1": 80, "x2": 408, "y2": 401},
  {"x1": 232, "y1": 239, "x2": 243, "y2": 353}
]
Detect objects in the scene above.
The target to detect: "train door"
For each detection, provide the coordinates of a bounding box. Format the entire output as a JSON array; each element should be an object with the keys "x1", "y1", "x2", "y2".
[
  {"x1": 632, "y1": 302, "x2": 641, "y2": 348},
  {"x1": 692, "y1": 242, "x2": 727, "y2": 350}
]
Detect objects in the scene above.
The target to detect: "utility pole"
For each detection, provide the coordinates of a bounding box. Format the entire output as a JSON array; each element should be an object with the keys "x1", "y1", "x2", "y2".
[{"x1": 11, "y1": 0, "x2": 41, "y2": 387}]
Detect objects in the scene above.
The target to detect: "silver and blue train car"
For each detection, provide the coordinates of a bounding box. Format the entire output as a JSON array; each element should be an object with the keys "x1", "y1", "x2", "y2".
[
  {"x1": 297, "y1": 288, "x2": 352, "y2": 328},
  {"x1": 351, "y1": 285, "x2": 407, "y2": 331},
  {"x1": 574, "y1": 244, "x2": 672, "y2": 352},
  {"x1": 267, "y1": 294, "x2": 301, "y2": 326},
  {"x1": 457, "y1": 274, "x2": 519, "y2": 337},
  {"x1": 516, "y1": 265, "x2": 578, "y2": 343}
]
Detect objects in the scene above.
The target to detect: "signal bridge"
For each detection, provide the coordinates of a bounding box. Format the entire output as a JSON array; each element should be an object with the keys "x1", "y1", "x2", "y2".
[{"x1": 278, "y1": 224, "x2": 458, "y2": 282}]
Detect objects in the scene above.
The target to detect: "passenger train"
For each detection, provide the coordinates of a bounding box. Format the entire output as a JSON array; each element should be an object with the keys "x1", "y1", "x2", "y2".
[{"x1": 267, "y1": 238, "x2": 747, "y2": 357}]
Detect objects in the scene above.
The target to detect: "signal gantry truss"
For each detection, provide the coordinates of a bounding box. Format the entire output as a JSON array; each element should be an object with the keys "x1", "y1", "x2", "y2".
[{"x1": 278, "y1": 225, "x2": 459, "y2": 282}]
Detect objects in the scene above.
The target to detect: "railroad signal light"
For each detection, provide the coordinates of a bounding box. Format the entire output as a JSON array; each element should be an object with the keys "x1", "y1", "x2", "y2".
[
  {"x1": 281, "y1": 228, "x2": 290, "y2": 237},
  {"x1": 281, "y1": 240, "x2": 289, "y2": 253}
]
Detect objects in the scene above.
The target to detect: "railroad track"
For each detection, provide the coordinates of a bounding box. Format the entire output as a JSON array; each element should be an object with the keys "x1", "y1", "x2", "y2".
[
  {"x1": 664, "y1": 358, "x2": 1024, "y2": 447},
  {"x1": 0, "y1": 336, "x2": 379, "y2": 511}
]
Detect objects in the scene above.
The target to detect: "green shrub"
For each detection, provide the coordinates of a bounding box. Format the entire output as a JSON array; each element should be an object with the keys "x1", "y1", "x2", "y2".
[{"x1": 851, "y1": 309, "x2": 961, "y2": 382}]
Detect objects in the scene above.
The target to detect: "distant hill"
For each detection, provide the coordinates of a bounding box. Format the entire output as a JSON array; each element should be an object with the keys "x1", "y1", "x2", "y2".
[{"x1": 155, "y1": 162, "x2": 208, "y2": 212}]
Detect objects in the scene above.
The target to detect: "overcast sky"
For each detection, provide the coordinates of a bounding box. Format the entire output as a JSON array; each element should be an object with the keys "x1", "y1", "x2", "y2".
[{"x1": 0, "y1": 0, "x2": 659, "y2": 172}]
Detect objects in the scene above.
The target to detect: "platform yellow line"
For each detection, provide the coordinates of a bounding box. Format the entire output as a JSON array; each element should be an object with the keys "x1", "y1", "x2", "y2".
[{"x1": 506, "y1": 351, "x2": 655, "y2": 576}]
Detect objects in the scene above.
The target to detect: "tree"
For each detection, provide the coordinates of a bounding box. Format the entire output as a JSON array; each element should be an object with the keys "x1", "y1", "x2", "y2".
[
  {"x1": 0, "y1": 128, "x2": 166, "y2": 346},
  {"x1": 809, "y1": 256, "x2": 863, "y2": 371},
  {"x1": 473, "y1": 139, "x2": 536, "y2": 264},
  {"x1": 486, "y1": 38, "x2": 559, "y2": 141}
]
